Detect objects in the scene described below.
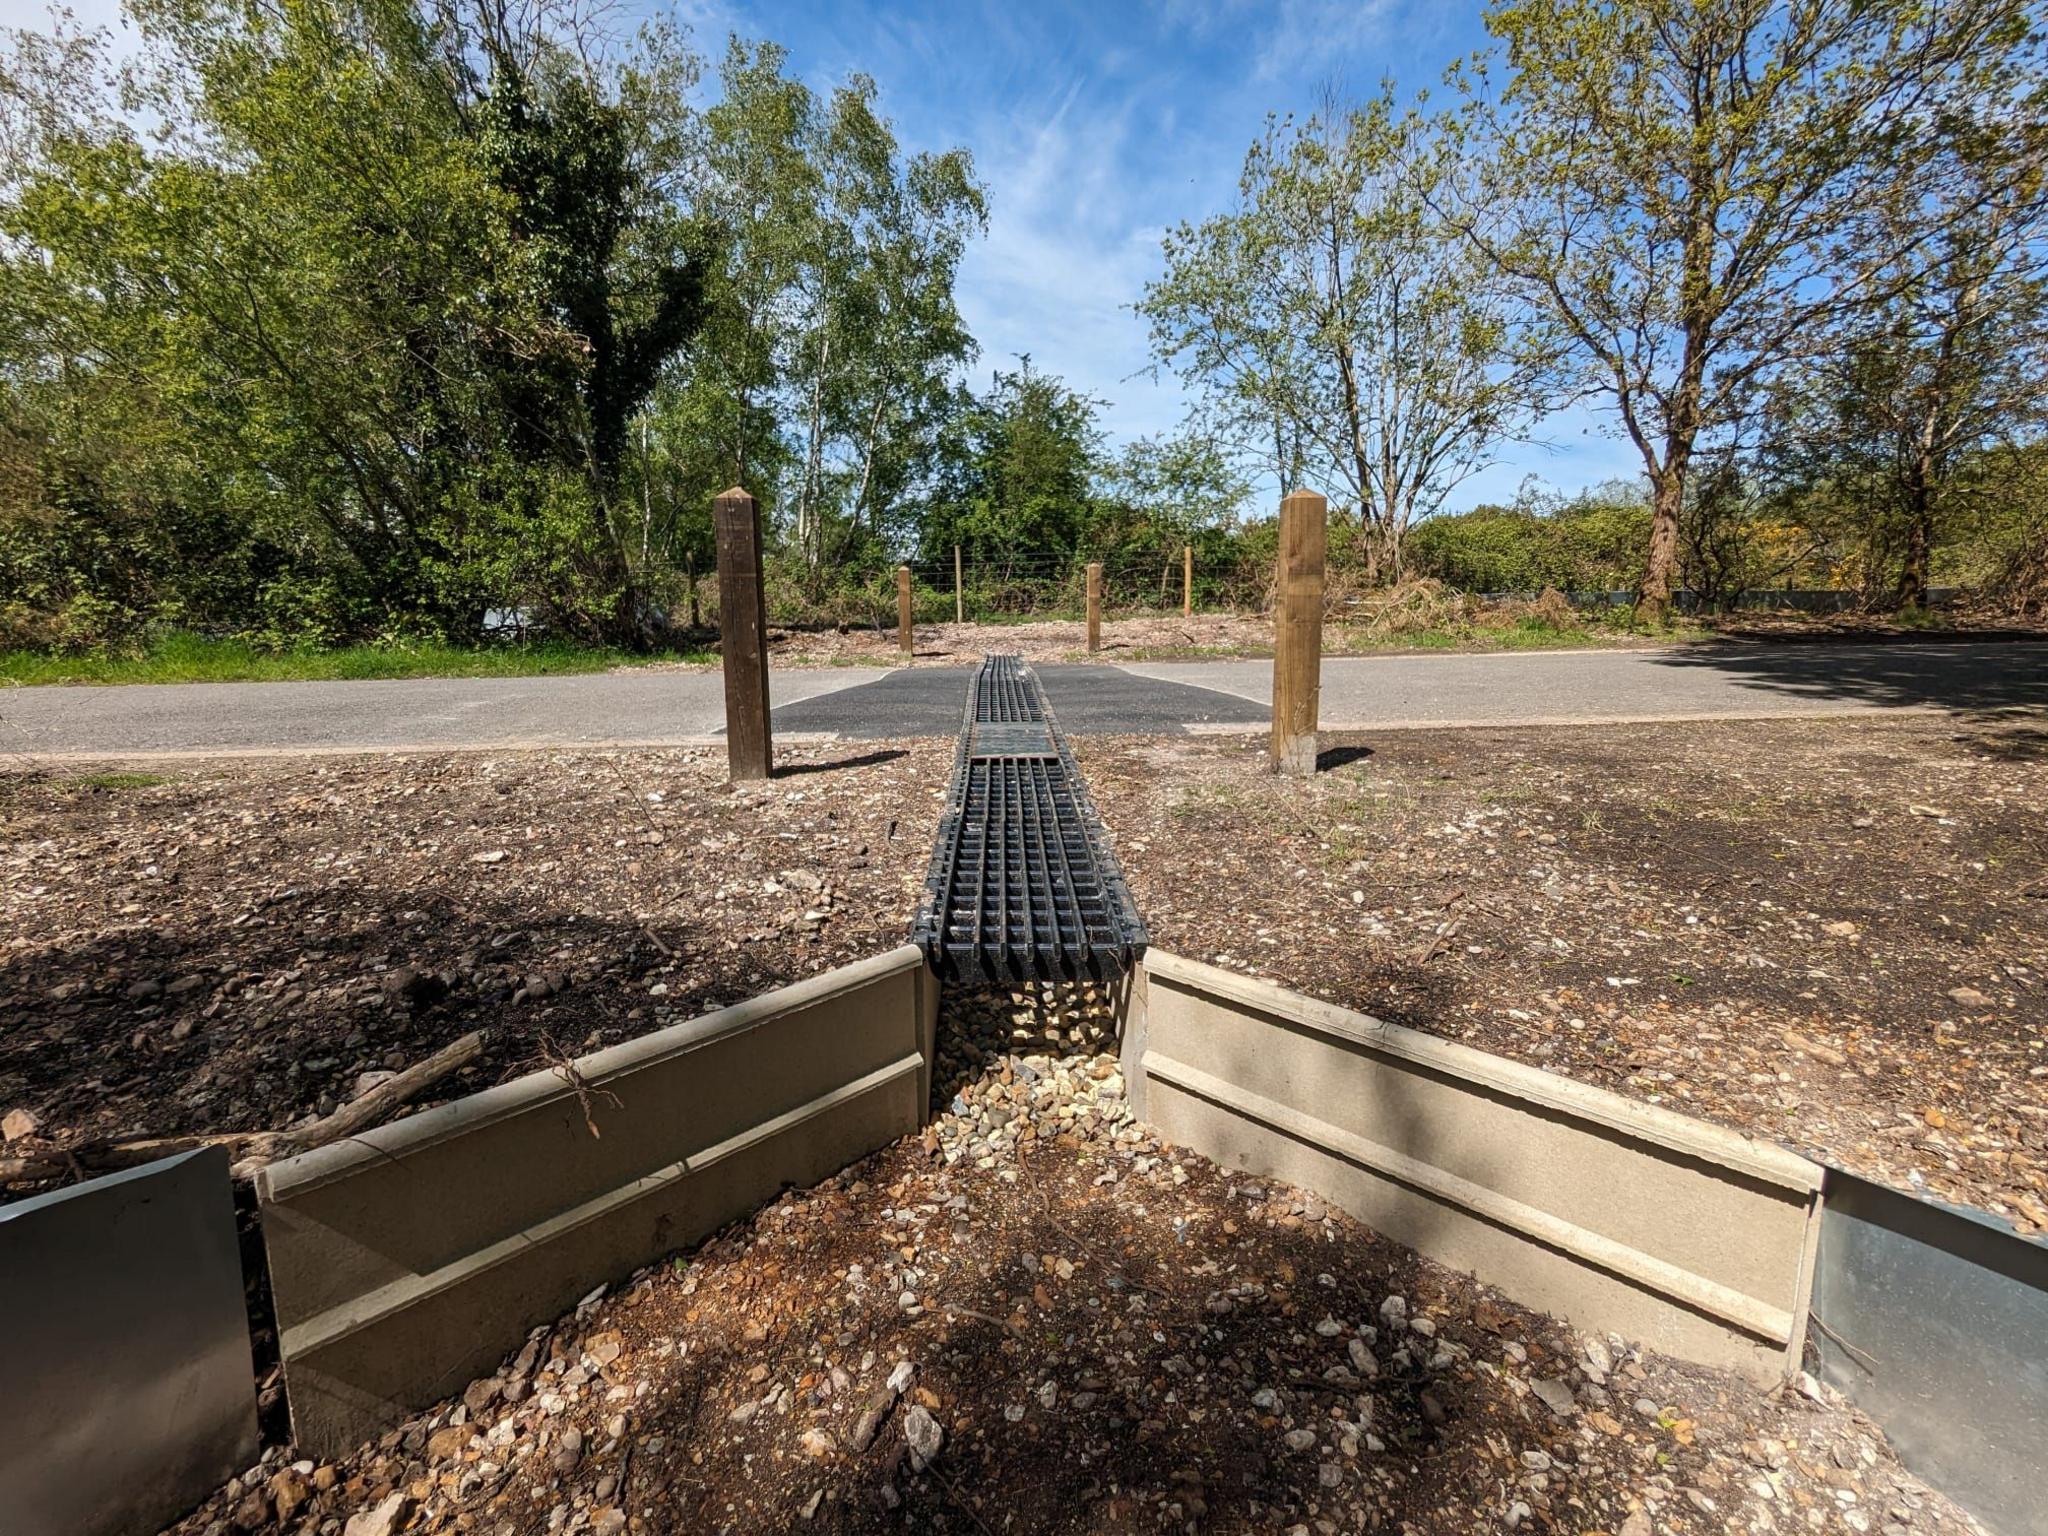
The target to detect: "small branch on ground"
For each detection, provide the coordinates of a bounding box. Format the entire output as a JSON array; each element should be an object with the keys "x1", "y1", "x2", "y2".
[
  {"x1": 2, "y1": 1032, "x2": 485, "y2": 1186},
  {"x1": 538, "y1": 1029, "x2": 623, "y2": 1140}
]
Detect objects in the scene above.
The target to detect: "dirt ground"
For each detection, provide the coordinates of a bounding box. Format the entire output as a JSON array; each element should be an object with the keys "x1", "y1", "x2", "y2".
[
  {"x1": 3, "y1": 713, "x2": 2031, "y2": 1533},
  {"x1": 721, "y1": 603, "x2": 2048, "y2": 669},
  {"x1": 1082, "y1": 715, "x2": 2048, "y2": 1232},
  {"x1": 0, "y1": 741, "x2": 951, "y2": 1167},
  {"x1": 755, "y1": 613, "x2": 1283, "y2": 667},
  {"x1": 5, "y1": 714, "x2": 2043, "y2": 1225},
  {"x1": 165, "y1": 989, "x2": 1978, "y2": 1536}
]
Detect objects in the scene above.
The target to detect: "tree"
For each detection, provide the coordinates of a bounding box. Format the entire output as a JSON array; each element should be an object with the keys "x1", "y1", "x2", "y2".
[
  {"x1": 3, "y1": 5, "x2": 987, "y2": 648},
  {"x1": 1768, "y1": 123, "x2": 2048, "y2": 610},
  {"x1": 1454, "y1": 0, "x2": 2042, "y2": 620},
  {"x1": 1141, "y1": 85, "x2": 1550, "y2": 582},
  {"x1": 1, "y1": 0, "x2": 719, "y2": 645},
  {"x1": 1104, "y1": 432, "x2": 1250, "y2": 538},
  {"x1": 919, "y1": 361, "x2": 1103, "y2": 570},
  {"x1": 687, "y1": 41, "x2": 984, "y2": 579}
]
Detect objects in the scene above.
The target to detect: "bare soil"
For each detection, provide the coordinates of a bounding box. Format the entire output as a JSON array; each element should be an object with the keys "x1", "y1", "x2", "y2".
[
  {"x1": 0, "y1": 742, "x2": 950, "y2": 1167},
  {"x1": 1, "y1": 719, "x2": 2024, "y2": 1534},
  {"x1": 164, "y1": 990, "x2": 1976, "y2": 1536},
  {"x1": 757, "y1": 613, "x2": 1282, "y2": 667},
  {"x1": 712, "y1": 608, "x2": 1672, "y2": 668},
  {"x1": 6, "y1": 715, "x2": 2043, "y2": 1226},
  {"x1": 1082, "y1": 715, "x2": 2048, "y2": 1232},
  {"x1": 699, "y1": 603, "x2": 2048, "y2": 669}
]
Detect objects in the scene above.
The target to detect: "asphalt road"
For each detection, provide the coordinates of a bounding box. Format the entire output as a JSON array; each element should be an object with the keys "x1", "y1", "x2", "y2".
[
  {"x1": 770, "y1": 665, "x2": 1268, "y2": 739},
  {"x1": 0, "y1": 667, "x2": 889, "y2": 757},
  {"x1": 1124, "y1": 639, "x2": 2048, "y2": 729},
  {"x1": 4, "y1": 641, "x2": 2040, "y2": 757}
]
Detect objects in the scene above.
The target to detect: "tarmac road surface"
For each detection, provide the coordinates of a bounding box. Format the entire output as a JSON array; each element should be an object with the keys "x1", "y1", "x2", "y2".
[{"x1": 4, "y1": 640, "x2": 2039, "y2": 758}]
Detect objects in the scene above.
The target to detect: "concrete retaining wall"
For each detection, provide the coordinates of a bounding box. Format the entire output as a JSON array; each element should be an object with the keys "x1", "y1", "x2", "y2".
[
  {"x1": 260, "y1": 946, "x2": 938, "y2": 1456},
  {"x1": 0, "y1": 1147, "x2": 257, "y2": 1536},
  {"x1": 1122, "y1": 952, "x2": 1823, "y2": 1384}
]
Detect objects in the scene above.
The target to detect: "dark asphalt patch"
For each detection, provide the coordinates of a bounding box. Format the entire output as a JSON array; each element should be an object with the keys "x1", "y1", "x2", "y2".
[
  {"x1": 1038, "y1": 665, "x2": 1267, "y2": 733},
  {"x1": 770, "y1": 664, "x2": 1267, "y2": 738}
]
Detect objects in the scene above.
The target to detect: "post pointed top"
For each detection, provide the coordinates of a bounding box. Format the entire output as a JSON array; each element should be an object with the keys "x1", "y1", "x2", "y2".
[{"x1": 714, "y1": 485, "x2": 753, "y2": 502}]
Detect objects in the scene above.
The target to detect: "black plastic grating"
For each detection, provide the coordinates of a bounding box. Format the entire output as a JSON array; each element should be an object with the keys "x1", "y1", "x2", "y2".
[
  {"x1": 973, "y1": 653, "x2": 1043, "y2": 724},
  {"x1": 913, "y1": 654, "x2": 1147, "y2": 985}
]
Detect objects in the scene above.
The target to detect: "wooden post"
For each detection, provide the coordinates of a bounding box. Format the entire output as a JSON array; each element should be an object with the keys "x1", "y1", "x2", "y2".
[
  {"x1": 713, "y1": 486, "x2": 771, "y2": 781},
  {"x1": 1270, "y1": 489, "x2": 1326, "y2": 776},
  {"x1": 954, "y1": 544, "x2": 964, "y2": 625},
  {"x1": 897, "y1": 565, "x2": 913, "y2": 655},
  {"x1": 1085, "y1": 562, "x2": 1103, "y2": 652},
  {"x1": 1183, "y1": 544, "x2": 1193, "y2": 618}
]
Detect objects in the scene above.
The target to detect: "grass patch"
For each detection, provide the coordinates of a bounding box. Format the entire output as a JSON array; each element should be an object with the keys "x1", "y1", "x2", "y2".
[
  {"x1": 0, "y1": 633, "x2": 715, "y2": 686},
  {"x1": 67, "y1": 771, "x2": 171, "y2": 791}
]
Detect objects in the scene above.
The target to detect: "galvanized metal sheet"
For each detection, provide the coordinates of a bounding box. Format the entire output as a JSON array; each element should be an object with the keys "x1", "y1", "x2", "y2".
[
  {"x1": 1811, "y1": 1166, "x2": 2048, "y2": 1536},
  {"x1": 0, "y1": 1147, "x2": 257, "y2": 1536}
]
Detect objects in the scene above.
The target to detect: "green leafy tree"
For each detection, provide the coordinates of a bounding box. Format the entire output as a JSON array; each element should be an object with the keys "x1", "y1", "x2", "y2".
[
  {"x1": 2, "y1": 0, "x2": 723, "y2": 644},
  {"x1": 685, "y1": 41, "x2": 984, "y2": 580},
  {"x1": 1407, "y1": 478, "x2": 1653, "y2": 592},
  {"x1": 1766, "y1": 121, "x2": 2048, "y2": 610},
  {"x1": 1452, "y1": 0, "x2": 2042, "y2": 620},
  {"x1": 920, "y1": 360, "x2": 1104, "y2": 571},
  {"x1": 1142, "y1": 85, "x2": 1551, "y2": 583}
]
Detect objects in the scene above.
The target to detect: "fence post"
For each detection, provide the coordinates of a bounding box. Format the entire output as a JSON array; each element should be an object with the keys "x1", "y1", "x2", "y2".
[
  {"x1": 954, "y1": 544, "x2": 964, "y2": 625},
  {"x1": 897, "y1": 565, "x2": 913, "y2": 656},
  {"x1": 1270, "y1": 489, "x2": 1326, "y2": 776},
  {"x1": 1086, "y1": 562, "x2": 1103, "y2": 652},
  {"x1": 1183, "y1": 544, "x2": 1193, "y2": 618},
  {"x1": 713, "y1": 486, "x2": 771, "y2": 781}
]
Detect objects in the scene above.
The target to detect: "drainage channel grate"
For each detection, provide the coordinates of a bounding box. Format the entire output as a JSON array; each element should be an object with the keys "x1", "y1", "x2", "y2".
[{"x1": 914, "y1": 654, "x2": 1147, "y2": 985}]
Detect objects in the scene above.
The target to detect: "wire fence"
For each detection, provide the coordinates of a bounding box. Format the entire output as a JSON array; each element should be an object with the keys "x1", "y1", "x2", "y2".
[
  {"x1": 741, "y1": 543, "x2": 1952, "y2": 632},
  {"x1": 746, "y1": 545, "x2": 1233, "y2": 630}
]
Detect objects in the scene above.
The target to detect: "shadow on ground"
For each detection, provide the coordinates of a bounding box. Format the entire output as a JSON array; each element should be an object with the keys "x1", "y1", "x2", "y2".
[
  {"x1": 774, "y1": 749, "x2": 909, "y2": 778},
  {"x1": 1650, "y1": 639, "x2": 2048, "y2": 713}
]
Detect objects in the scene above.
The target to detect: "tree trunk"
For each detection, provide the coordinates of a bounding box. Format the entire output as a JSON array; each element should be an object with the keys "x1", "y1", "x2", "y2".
[
  {"x1": 1895, "y1": 464, "x2": 1934, "y2": 613},
  {"x1": 1637, "y1": 471, "x2": 1685, "y2": 625}
]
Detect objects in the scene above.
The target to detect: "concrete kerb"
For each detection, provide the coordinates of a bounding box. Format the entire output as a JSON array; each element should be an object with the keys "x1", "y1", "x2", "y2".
[
  {"x1": 257, "y1": 939, "x2": 1836, "y2": 1459},
  {"x1": 259, "y1": 945, "x2": 935, "y2": 1455},
  {"x1": 0, "y1": 1147, "x2": 258, "y2": 1536},
  {"x1": 1119, "y1": 951, "x2": 1825, "y2": 1386}
]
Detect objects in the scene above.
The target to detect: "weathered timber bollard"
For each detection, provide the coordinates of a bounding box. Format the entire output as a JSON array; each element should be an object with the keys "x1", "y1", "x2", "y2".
[
  {"x1": 713, "y1": 486, "x2": 772, "y2": 781},
  {"x1": 1183, "y1": 544, "x2": 1193, "y2": 618},
  {"x1": 897, "y1": 565, "x2": 913, "y2": 655},
  {"x1": 1270, "y1": 489, "x2": 1326, "y2": 776},
  {"x1": 1086, "y1": 562, "x2": 1103, "y2": 653}
]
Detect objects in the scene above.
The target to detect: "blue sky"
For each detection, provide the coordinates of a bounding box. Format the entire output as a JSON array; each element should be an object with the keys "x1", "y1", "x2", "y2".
[
  {"x1": 46, "y1": 0, "x2": 1647, "y2": 508},
  {"x1": 694, "y1": 0, "x2": 1646, "y2": 508}
]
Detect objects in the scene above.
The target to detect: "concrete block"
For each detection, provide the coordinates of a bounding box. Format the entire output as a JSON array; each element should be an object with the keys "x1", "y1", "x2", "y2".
[
  {"x1": 1135, "y1": 951, "x2": 1822, "y2": 1384},
  {"x1": 260, "y1": 947, "x2": 934, "y2": 1456},
  {"x1": 0, "y1": 1147, "x2": 256, "y2": 1536}
]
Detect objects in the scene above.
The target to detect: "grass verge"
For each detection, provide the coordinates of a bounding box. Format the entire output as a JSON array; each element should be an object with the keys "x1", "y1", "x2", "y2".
[{"x1": 0, "y1": 633, "x2": 715, "y2": 686}]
